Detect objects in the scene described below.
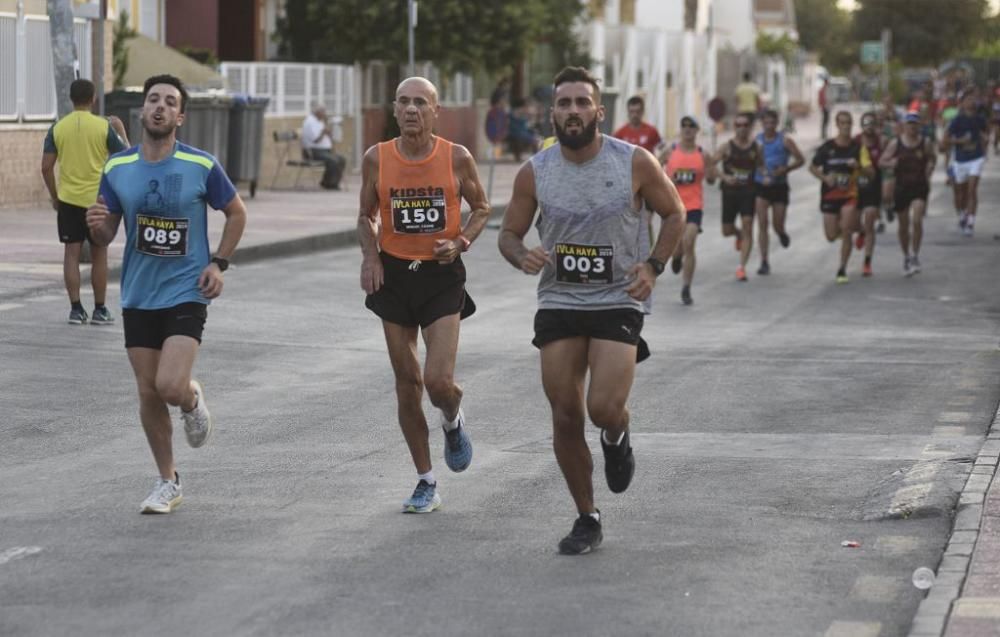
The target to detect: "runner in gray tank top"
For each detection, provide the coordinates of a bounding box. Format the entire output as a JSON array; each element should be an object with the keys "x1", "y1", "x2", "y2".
[{"x1": 499, "y1": 67, "x2": 686, "y2": 555}]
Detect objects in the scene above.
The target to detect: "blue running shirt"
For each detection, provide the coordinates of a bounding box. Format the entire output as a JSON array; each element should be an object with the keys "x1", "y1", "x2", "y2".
[{"x1": 99, "y1": 142, "x2": 237, "y2": 309}]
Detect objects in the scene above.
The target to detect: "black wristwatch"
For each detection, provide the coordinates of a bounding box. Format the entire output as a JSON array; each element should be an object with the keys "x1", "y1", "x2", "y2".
[
  {"x1": 211, "y1": 256, "x2": 230, "y2": 272},
  {"x1": 645, "y1": 257, "x2": 666, "y2": 276}
]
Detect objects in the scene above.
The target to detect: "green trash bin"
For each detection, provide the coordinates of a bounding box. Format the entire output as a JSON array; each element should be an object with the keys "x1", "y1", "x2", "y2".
[
  {"x1": 176, "y1": 94, "x2": 232, "y2": 169},
  {"x1": 104, "y1": 90, "x2": 145, "y2": 142},
  {"x1": 226, "y1": 96, "x2": 269, "y2": 197}
]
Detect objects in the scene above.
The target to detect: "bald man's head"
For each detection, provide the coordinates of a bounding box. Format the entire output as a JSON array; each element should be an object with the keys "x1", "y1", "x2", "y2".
[
  {"x1": 395, "y1": 76, "x2": 438, "y2": 105},
  {"x1": 394, "y1": 76, "x2": 441, "y2": 139}
]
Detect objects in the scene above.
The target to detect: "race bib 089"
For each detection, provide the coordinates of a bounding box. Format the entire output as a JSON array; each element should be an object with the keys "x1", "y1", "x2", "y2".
[
  {"x1": 136, "y1": 214, "x2": 188, "y2": 257},
  {"x1": 555, "y1": 243, "x2": 613, "y2": 284},
  {"x1": 391, "y1": 195, "x2": 447, "y2": 234}
]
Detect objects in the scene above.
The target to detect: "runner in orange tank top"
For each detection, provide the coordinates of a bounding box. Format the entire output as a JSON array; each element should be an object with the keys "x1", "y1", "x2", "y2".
[
  {"x1": 358, "y1": 77, "x2": 491, "y2": 513},
  {"x1": 661, "y1": 116, "x2": 716, "y2": 305}
]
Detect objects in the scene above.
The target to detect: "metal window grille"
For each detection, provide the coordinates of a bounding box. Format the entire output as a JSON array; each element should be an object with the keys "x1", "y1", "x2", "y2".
[
  {"x1": 1, "y1": 13, "x2": 92, "y2": 122},
  {"x1": 0, "y1": 14, "x2": 16, "y2": 120}
]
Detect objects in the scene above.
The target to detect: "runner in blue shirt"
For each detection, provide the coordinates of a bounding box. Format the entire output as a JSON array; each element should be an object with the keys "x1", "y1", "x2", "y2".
[
  {"x1": 946, "y1": 88, "x2": 988, "y2": 236},
  {"x1": 86, "y1": 74, "x2": 247, "y2": 514}
]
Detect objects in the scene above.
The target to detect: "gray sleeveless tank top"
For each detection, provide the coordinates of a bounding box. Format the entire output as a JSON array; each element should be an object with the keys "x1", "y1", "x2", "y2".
[{"x1": 529, "y1": 135, "x2": 651, "y2": 313}]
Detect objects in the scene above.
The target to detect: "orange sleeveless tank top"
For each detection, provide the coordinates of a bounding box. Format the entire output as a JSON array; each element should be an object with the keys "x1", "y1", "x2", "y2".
[
  {"x1": 378, "y1": 137, "x2": 461, "y2": 260},
  {"x1": 665, "y1": 145, "x2": 705, "y2": 212}
]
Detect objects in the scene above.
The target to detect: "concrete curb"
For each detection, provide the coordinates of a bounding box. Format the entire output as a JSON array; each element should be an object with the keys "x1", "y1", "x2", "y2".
[{"x1": 907, "y1": 399, "x2": 1000, "y2": 636}]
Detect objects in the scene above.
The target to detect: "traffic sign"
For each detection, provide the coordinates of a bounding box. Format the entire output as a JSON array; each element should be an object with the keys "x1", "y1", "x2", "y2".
[
  {"x1": 861, "y1": 41, "x2": 884, "y2": 65},
  {"x1": 707, "y1": 97, "x2": 727, "y2": 122}
]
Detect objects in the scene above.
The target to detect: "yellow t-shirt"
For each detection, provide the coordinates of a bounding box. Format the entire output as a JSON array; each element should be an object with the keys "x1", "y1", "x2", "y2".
[
  {"x1": 44, "y1": 111, "x2": 125, "y2": 208},
  {"x1": 734, "y1": 82, "x2": 761, "y2": 113}
]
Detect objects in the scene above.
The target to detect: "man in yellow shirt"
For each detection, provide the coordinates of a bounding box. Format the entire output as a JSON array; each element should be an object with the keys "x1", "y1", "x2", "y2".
[
  {"x1": 734, "y1": 72, "x2": 762, "y2": 122},
  {"x1": 41, "y1": 79, "x2": 128, "y2": 325}
]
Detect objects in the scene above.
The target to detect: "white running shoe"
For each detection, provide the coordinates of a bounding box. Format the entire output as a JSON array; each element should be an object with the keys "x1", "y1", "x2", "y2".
[
  {"x1": 963, "y1": 223, "x2": 975, "y2": 238},
  {"x1": 910, "y1": 255, "x2": 921, "y2": 274},
  {"x1": 903, "y1": 256, "x2": 914, "y2": 277},
  {"x1": 140, "y1": 475, "x2": 182, "y2": 514},
  {"x1": 181, "y1": 380, "x2": 213, "y2": 448}
]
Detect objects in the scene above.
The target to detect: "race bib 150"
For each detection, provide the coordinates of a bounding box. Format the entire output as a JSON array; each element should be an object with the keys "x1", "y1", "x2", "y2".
[
  {"x1": 555, "y1": 243, "x2": 613, "y2": 284},
  {"x1": 391, "y1": 195, "x2": 447, "y2": 234},
  {"x1": 136, "y1": 214, "x2": 188, "y2": 257}
]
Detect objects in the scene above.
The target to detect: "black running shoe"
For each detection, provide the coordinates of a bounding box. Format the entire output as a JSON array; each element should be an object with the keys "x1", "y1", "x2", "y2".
[
  {"x1": 681, "y1": 285, "x2": 693, "y2": 305},
  {"x1": 558, "y1": 513, "x2": 603, "y2": 555},
  {"x1": 601, "y1": 430, "x2": 635, "y2": 493},
  {"x1": 671, "y1": 255, "x2": 683, "y2": 274},
  {"x1": 757, "y1": 260, "x2": 770, "y2": 276},
  {"x1": 778, "y1": 232, "x2": 791, "y2": 248}
]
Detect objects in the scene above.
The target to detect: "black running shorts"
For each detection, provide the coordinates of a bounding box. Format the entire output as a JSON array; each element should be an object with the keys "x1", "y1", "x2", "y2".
[
  {"x1": 857, "y1": 186, "x2": 882, "y2": 210},
  {"x1": 57, "y1": 201, "x2": 92, "y2": 244},
  {"x1": 755, "y1": 182, "x2": 790, "y2": 205},
  {"x1": 820, "y1": 198, "x2": 856, "y2": 214},
  {"x1": 123, "y1": 302, "x2": 207, "y2": 349},
  {"x1": 686, "y1": 209, "x2": 704, "y2": 228},
  {"x1": 365, "y1": 252, "x2": 476, "y2": 328},
  {"x1": 532, "y1": 308, "x2": 650, "y2": 363},
  {"x1": 722, "y1": 189, "x2": 756, "y2": 225},
  {"x1": 894, "y1": 182, "x2": 929, "y2": 213}
]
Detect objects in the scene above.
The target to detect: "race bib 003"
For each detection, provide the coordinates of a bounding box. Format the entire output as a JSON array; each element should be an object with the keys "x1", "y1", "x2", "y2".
[
  {"x1": 391, "y1": 195, "x2": 447, "y2": 234},
  {"x1": 136, "y1": 214, "x2": 188, "y2": 257},
  {"x1": 555, "y1": 243, "x2": 613, "y2": 285}
]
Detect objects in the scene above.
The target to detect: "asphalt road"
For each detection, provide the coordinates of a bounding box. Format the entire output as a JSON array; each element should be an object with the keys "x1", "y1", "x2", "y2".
[{"x1": 2, "y1": 161, "x2": 999, "y2": 637}]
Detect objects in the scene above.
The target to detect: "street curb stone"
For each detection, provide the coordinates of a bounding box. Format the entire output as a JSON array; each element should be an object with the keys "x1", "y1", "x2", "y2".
[{"x1": 908, "y1": 400, "x2": 1000, "y2": 637}]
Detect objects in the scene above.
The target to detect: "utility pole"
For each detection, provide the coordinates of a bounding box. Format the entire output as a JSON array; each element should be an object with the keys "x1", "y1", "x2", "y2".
[
  {"x1": 97, "y1": 0, "x2": 107, "y2": 114},
  {"x1": 407, "y1": 0, "x2": 417, "y2": 77},
  {"x1": 881, "y1": 28, "x2": 891, "y2": 97},
  {"x1": 47, "y1": 0, "x2": 76, "y2": 118}
]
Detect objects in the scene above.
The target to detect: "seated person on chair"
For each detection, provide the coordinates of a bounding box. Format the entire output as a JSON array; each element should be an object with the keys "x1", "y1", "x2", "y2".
[{"x1": 302, "y1": 103, "x2": 346, "y2": 190}]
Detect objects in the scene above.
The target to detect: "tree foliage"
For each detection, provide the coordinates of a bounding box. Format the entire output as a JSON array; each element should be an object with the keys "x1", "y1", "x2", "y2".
[
  {"x1": 112, "y1": 10, "x2": 137, "y2": 90},
  {"x1": 275, "y1": 0, "x2": 590, "y2": 75},
  {"x1": 793, "y1": 0, "x2": 856, "y2": 72},
  {"x1": 852, "y1": 0, "x2": 989, "y2": 67},
  {"x1": 755, "y1": 32, "x2": 797, "y2": 63}
]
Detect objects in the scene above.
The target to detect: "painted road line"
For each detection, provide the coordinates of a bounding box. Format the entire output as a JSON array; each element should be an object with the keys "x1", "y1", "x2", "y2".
[{"x1": 0, "y1": 546, "x2": 42, "y2": 565}]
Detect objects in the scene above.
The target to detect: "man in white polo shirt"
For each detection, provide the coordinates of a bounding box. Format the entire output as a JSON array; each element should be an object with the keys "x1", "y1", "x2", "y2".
[{"x1": 302, "y1": 103, "x2": 346, "y2": 190}]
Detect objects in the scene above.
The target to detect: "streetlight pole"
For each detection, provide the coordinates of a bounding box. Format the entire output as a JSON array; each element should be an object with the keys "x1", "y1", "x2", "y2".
[{"x1": 407, "y1": 0, "x2": 417, "y2": 77}]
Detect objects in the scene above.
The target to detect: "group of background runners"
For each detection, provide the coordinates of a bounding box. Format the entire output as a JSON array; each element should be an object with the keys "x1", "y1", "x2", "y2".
[{"x1": 610, "y1": 81, "x2": 995, "y2": 303}]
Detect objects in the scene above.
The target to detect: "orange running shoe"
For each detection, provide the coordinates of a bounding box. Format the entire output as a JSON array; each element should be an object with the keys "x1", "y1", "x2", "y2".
[
  {"x1": 736, "y1": 265, "x2": 748, "y2": 281},
  {"x1": 862, "y1": 262, "x2": 873, "y2": 277}
]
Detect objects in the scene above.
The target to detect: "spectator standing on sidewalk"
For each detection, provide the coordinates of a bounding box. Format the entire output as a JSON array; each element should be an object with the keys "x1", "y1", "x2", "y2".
[
  {"x1": 734, "y1": 72, "x2": 762, "y2": 123},
  {"x1": 40, "y1": 78, "x2": 128, "y2": 326},
  {"x1": 302, "y1": 103, "x2": 346, "y2": 190},
  {"x1": 819, "y1": 78, "x2": 831, "y2": 140},
  {"x1": 613, "y1": 95, "x2": 662, "y2": 154}
]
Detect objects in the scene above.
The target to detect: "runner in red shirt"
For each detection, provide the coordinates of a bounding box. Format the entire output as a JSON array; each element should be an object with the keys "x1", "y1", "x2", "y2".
[{"x1": 613, "y1": 95, "x2": 662, "y2": 154}]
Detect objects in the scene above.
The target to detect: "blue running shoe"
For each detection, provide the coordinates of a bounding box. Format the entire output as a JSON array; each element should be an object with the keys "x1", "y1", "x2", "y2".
[
  {"x1": 442, "y1": 408, "x2": 472, "y2": 472},
  {"x1": 402, "y1": 479, "x2": 441, "y2": 513}
]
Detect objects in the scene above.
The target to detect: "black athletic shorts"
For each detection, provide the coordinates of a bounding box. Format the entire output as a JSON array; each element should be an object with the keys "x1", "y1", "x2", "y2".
[
  {"x1": 57, "y1": 201, "x2": 92, "y2": 244},
  {"x1": 894, "y1": 182, "x2": 930, "y2": 213},
  {"x1": 820, "y1": 198, "x2": 856, "y2": 214},
  {"x1": 857, "y1": 187, "x2": 882, "y2": 210},
  {"x1": 686, "y1": 209, "x2": 703, "y2": 228},
  {"x1": 123, "y1": 302, "x2": 207, "y2": 349},
  {"x1": 365, "y1": 252, "x2": 476, "y2": 328},
  {"x1": 755, "y1": 182, "x2": 790, "y2": 205},
  {"x1": 532, "y1": 308, "x2": 650, "y2": 363},
  {"x1": 722, "y1": 189, "x2": 756, "y2": 225}
]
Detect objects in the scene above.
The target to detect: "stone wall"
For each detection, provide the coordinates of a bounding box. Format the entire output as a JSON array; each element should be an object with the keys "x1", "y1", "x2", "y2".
[{"x1": 0, "y1": 125, "x2": 51, "y2": 208}]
